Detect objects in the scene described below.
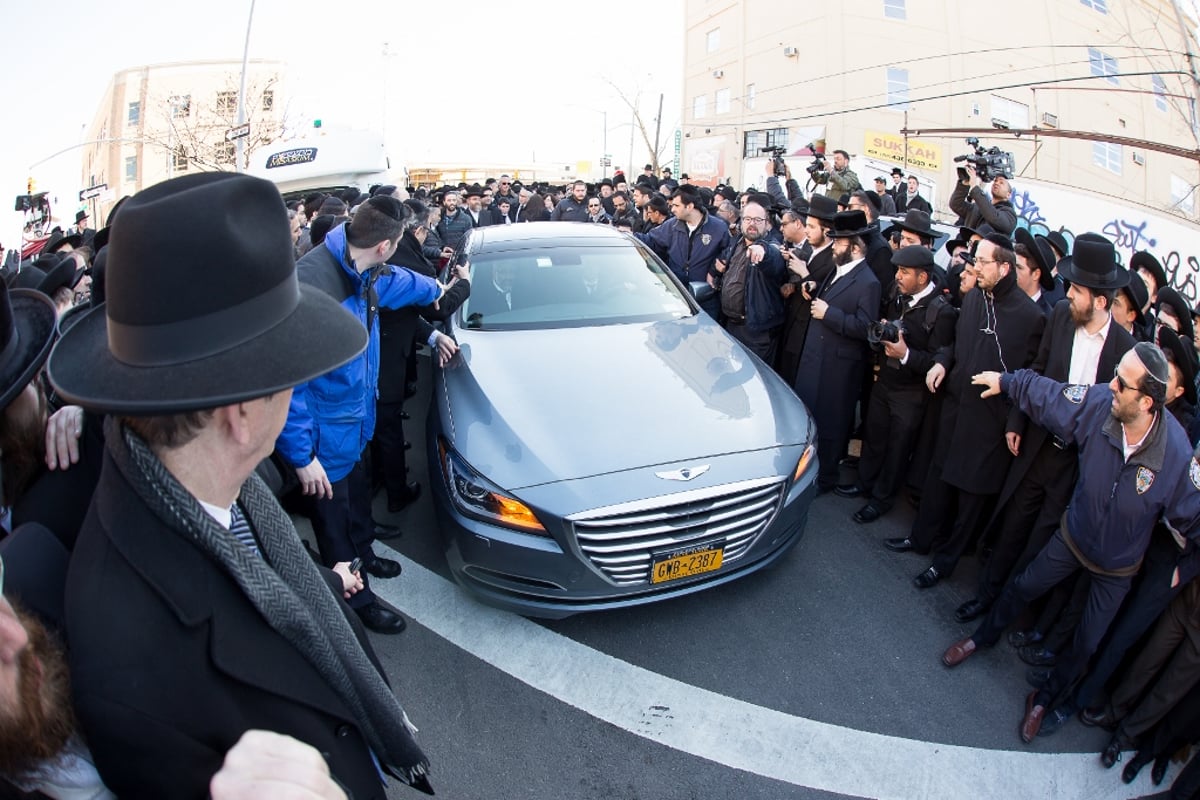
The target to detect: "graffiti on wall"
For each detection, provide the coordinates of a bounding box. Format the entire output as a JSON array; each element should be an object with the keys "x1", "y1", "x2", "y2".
[{"x1": 1012, "y1": 186, "x2": 1199, "y2": 305}]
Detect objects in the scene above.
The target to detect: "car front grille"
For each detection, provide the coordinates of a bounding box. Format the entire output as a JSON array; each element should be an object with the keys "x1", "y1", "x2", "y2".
[{"x1": 570, "y1": 477, "x2": 786, "y2": 586}]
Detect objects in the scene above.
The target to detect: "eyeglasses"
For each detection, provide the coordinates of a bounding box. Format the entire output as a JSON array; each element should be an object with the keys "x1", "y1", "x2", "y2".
[
  {"x1": 974, "y1": 257, "x2": 999, "y2": 266},
  {"x1": 1114, "y1": 367, "x2": 1142, "y2": 395},
  {"x1": 743, "y1": 216, "x2": 768, "y2": 224}
]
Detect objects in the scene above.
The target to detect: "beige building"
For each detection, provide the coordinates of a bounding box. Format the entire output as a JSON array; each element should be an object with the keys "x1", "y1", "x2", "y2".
[
  {"x1": 81, "y1": 59, "x2": 289, "y2": 220},
  {"x1": 681, "y1": 0, "x2": 1200, "y2": 223}
]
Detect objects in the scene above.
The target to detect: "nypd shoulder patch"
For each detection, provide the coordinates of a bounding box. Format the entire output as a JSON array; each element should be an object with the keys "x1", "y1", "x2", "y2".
[
  {"x1": 1136, "y1": 466, "x2": 1156, "y2": 495},
  {"x1": 1062, "y1": 384, "x2": 1088, "y2": 404},
  {"x1": 1191, "y1": 459, "x2": 1200, "y2": 491}
]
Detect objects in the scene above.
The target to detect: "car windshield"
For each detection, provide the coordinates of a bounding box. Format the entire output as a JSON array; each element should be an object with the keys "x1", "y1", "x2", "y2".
[{"x1": 460, "y1": 243, "x2": 694, "y2": 330}]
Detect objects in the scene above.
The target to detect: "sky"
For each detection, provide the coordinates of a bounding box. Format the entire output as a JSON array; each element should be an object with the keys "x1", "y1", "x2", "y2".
[{"x1": 1, "y1": 0, "x2": 683, "y2": 249}]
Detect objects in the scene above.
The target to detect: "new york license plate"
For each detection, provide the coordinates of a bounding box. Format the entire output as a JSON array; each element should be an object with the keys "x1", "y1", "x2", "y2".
[{"x1": 651, "y1": 546, "x2": 724, "y2": 584}]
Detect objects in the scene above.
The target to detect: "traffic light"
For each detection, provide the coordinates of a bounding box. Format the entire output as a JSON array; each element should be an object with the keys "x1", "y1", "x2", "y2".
[
  {"x1": 313, "y1": 119, "x2": 322, "y2": 128},
  {"x1": 26, "y1": 176, "x2": 34, "y2": 194}
]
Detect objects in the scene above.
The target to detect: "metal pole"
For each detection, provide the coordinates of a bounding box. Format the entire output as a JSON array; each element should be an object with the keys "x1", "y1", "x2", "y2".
[
  {"x1": 234, "y1": 0, "x2": 257, "y2": 173},
  {"x1": 652, "y1": 93, "x2": 664, "y2": 170},
  {"x1": 603, "y1": 111, "x2": 608, "y2": 178}
]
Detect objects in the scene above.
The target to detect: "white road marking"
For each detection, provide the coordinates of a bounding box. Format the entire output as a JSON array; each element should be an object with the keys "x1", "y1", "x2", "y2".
[{"x1": 371, "y1": 555, "x2": 1169, "y2": 800}]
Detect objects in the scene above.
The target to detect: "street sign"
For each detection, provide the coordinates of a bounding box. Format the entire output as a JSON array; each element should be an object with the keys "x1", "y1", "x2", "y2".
[
  {"x1": 226, "y1": 123, "x2": 251, "y2": 142},
  {"x1": 673, "y1": 130, "x2": 682, "y2": 178},
  {"x1": 79, "y1": 183, "x2": 108, "y2": 202}
]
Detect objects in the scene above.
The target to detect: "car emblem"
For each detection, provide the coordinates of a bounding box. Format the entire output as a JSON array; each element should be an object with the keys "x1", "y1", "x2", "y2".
[{"x1": 656, "y1": 465, "x2": 711, "y2": 481}]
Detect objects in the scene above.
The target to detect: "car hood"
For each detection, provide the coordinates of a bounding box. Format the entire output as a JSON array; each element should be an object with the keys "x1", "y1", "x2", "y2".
[{"x1": 439, "y1": 315, "x2": 812, "y2": 490}]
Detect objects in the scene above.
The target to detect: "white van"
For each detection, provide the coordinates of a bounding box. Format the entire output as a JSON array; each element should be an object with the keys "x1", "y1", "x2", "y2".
[{"x1": 248, "y1": 128, "x2": 395, "y2": 201}]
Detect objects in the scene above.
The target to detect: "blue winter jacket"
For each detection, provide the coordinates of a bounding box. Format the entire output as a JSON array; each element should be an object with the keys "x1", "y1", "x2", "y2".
[
  {"x1": 635, "y1": 212, "x2": 731, "y2": 284},
  {"x1": 277, "y1": 223, "x2": 441, "y2": 482}
]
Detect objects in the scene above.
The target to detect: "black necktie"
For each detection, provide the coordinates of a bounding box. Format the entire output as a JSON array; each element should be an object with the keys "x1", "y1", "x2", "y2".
[{"x1": 230, "y1": 502, "x2": 260, "y2": 557}]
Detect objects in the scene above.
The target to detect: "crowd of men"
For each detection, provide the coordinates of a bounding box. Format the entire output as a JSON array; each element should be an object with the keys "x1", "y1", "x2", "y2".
[{"x1": 3, "y1": 151, "x2": 1200, "y2": 797}]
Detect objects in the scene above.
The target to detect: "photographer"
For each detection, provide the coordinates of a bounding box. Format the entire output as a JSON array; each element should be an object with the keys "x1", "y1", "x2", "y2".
[
  {"x1": 836, "y1": 246, "x2": 956, "y2": 523},
  {"x1": 824, "y1": 149, "x2": 862, "y2": 199},
  {"x1": 949, "y1": 165, "x2": 1017, "y2": 235},
  {"x1": 764, "y1": 160, "x2": 802, "y2": 209}
]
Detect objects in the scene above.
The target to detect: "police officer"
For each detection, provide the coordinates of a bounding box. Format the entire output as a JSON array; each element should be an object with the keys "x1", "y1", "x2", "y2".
[{"x1": 837, "y1": 246, "x2": 955, "y2": 522}]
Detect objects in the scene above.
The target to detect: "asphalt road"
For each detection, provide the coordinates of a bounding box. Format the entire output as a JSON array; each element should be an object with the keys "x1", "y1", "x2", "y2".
[{"x1": 314, "y1": 358, "x2": 1173, "y2": 800}]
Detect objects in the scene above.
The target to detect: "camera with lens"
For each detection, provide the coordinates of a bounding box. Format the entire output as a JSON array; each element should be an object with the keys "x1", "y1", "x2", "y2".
[
  {"x1": 760, "y1": 145, "x2": 788, "y2": 177},
  {"x1": 802, "y1": 142, "x2": 829, "y2": 185},
  {"x1": 867, "y1": 320, "x2": 902, "y2": 349},
  {"x1": 953, "y1": 137, "x2": 1015, "y2": 182}
]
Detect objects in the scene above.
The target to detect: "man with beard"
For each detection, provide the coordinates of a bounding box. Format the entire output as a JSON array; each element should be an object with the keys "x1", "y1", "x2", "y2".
[
  {"x1": 51, "y1": 173, "x2": 434, "y2": 796},
  {"x1": 551, "y1": 181, "x2": 590, "y2": 222},
  {"x1": 943, "y1": 342, "x2": 1200, "y2": 744},
  {"x1": 952, "y1": 233, "x2": 1135, "y2": 628},
  {"x1": 711, "y1": 200, "x2": 787, "y2": 362},
  {"x1": 775, "y1": 195, "x2": 838, "y2": 385},
  {"x1": 824, "y1": 149, "x2": 862, "y2": 199},
  {"x1": 793, "y1": 209, "x2": 881, "y2": 493},
  {"x1": 949, "y1": 167, "x2": 1017, "y2": 235},
  {"x1": 610, "y1": 191, "x2": 639, "y2": 231},
  {"x1": 435, "y1": 189, "x2": 474, "y2": 252},
  {"x1": 886, "y1": 234, "x2": 1045, "y2": 589}
]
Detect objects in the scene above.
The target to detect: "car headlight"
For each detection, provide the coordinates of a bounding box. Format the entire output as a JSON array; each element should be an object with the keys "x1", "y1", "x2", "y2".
[
  {"x1": 438, "y1": 438, "x2": 547, "y2": 534},
  {"x1": 792, "y1": 415, "x2": 817, "y2": 484}
]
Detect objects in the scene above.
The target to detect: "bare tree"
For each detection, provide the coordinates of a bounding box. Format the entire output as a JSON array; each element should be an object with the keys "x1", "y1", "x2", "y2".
[
  {"x1": 142, "y1": 75, "x2": 291, "y2": 172},
  {"x1": 603, "y1": 78, "x2": 674, "y2": 172}
]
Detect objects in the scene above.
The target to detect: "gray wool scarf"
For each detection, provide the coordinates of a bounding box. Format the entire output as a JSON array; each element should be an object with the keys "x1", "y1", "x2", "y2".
[{"x1": 104, "y1": 417, "x2": 433, "y2": 793}]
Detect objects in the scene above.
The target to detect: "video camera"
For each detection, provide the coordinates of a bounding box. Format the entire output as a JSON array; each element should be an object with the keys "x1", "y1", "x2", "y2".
[
  {"x1": 953, "y1": 137, "x2": 1015, "y2": 182},
  {"x1": 760, "y1": 145, "x2": 787, "y2": 177},
  {"x1": 867, "y1": 320, "x2": 901, "y2": 349},
  {"x1": 802, "y1": 142, "x2": 829, "y2": 185}
]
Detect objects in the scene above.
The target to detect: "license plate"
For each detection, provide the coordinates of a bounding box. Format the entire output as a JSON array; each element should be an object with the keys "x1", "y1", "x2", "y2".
[{"x1": 651, "y1": 547, "x2": 724, "y2": 584}]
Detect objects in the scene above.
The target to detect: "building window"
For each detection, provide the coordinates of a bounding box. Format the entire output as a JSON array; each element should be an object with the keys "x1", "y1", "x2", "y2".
[
  {"x1": 216, "y1": 91, "x2": 238, "y2": 115},
  {"x1": 1080, "y1": 0, "x2": 1107, "y2": 12},
  {"x1": 884, "y1": 0, "x2": 906, "y2": 19},
  {"x1": 746, "y1": 83, "x2": 756, "y2": 110},
  {"x1": 124, "y1": 155, "x2": 137, "y2": 183},
  {"x1": 1153, "y1": 75, "x2": 1168, "y2": 112},
  {"x1": 1171, "y1": 174, "x2": 1196, "y2": 214},
  {"x1": 262, "y1": 90, "x2": 274, "y2": 112},
  {"x1": 1089, "y1": 48, "x2": 1119, "y2": 85},
  {"x1": 706, "y1": 28, "x2": 720, "y2": 52},
  {"x1": 991, "y1": 96, "x2": 1030, "y2": 129},
  {"x1": 127, "y1": 101, "x2": 140, "y2": 125},
  {"x1": 217, "y1": 142, "x2": 237, "y2": 165},
  {"x1": 172, "y1": 149, "x2": 189, "y2": 172},
  {"x1": 169, "y1": 94, "x2": 191, "y2": 118},
  {"x1": 693, "y1": 94, "x2": 707, "y2": 119},
  {"x1": 743, "y1": 128, "x2": 789, "y2": 158},
  {"x1": 886, "y1": 67, "x2": 910, "y2": 110},
  {"x1": 715, "y1": 88, "x2": 731, "y2": 114},
  {"x1": 1093, "y1": 141, "x2": 1122, "y2": 174}
]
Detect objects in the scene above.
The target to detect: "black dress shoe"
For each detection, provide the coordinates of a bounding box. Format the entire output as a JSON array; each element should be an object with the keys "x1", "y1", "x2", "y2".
[
  {"x1": 400, "y1": 410, "x2": 411, "y2": 420},
  {"x1": 387, "y1": 482, "x2": 422, "y2": 513},
  {"x1": 853, "y1": 503, "x2": 883, "y2": 524},
  {"x1": 1007, "y1": 629, "x2": 1043, "y2": 649},
  {"x1": 834, "y1": 484, "x2": 863, "y2": 498},
  {"x1": 1122, "y1": 750, "x2": 1153, "y2": 784},
  {"x1": 355, "y1": 602, "x2": 407, "y2": 634},
  {"x1": 363, "y1": 556, "x2": 402, "y2": 579},
  {"x1": 884, "y1": 536, "x2": 915, "y2": 552},
  {"x1": 1101, "y1": 734, "x2": 1125, "y2": 769},
  {"x1": 1019, "y1": 645, "x2": 1057, "y2": 667},
  {"x1": 955, "y1": 598, "x2": 988, "y2": 623},
  {"x1": 913, "y1": 565, "x2": 941, "y2": 589},
  {"x1": 1080, "y1": 704, "x2": 1119, "y2": 731},
  {"x1": 372, "y1": 522, "x2": 404, "y2": 540},
  {"x1": 1152, "y1": 754, "x2": 1169, "y2": 786},
  {"x1": 1037, "y1": 705, "x2": 1074, "y2": 737},
  {"x1": 1025, "y1": 667, "x2": 1052, "y2": 689}
]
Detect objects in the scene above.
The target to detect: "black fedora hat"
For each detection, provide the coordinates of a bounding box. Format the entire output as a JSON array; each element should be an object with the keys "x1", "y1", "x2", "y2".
[
  {"x1": 48, "y1": 173, "x2": 369, "y2": 415},
  {"x1": 0, "y1": 284, "x2": 57, "y2": 409},
  {"x1": 1056, "y1": 233, "x2": 1129, "y2": 291},
  {"x1": 1157, "y1": 286, "x2": 1194, "y2": 344},
  {"x1": 464, "y1": 184, "x2": 484, "y2": 198},
  {"x1": 807, "y1": 194, "x2": 839, "y2": 222},
  {"x1": 890, "y1": 167, "x2": 904, "y2": 177},
  {"x1": 1015, "y1": 228, "x2": 1057, "y2": 292},
  {"x1": 1038, "y1": 231, "x2": 1070, "y2": 260},
  {"x1": 75, "y1": 209, "x2": 89, "y2": 225},
  {"x1": 1158, "y1": 326, "x2": 1197, "y2": 405},
  {"x1": 1130, "y1": 251, "x2": 1167, "y2": 293},
  {"x1": 1118, "y1": 273, "x2": 1149, "y2": 326},
  {"x1": 42, "y1": 230, "x2": 81, "y2": 254},
  {"x1": 830, "y1": 209, "x2": 871, "y2": 239},
  {"x1": 886, "y1": 208, "x2": 935, "y2": 239}
]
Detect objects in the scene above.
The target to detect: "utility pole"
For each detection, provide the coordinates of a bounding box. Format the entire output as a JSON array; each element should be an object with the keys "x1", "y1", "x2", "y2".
[
  {"x1": 652, "y1": 93, "x2": 664, "y2": 171},
  {"x1": 234, "y1": 0, "x2": 257, "y2": 172}
]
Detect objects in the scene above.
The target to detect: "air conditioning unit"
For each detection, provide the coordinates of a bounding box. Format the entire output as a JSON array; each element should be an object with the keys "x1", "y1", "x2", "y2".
[
  {"x1": 712, "y1": 69, "x2": 724, "y2": 79},
  {"x1": 783, "y1": 46, "x2": 799, "y2": 57},
  {"x1": 1041, "y1": 112, "x2": 1058, "y2": 128},
  {"x1": 1132, "y1": 151, "x2": 1146, "y2": 166}
]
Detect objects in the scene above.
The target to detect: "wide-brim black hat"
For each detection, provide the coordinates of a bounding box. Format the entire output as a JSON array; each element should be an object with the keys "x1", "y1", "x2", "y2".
[
  {"x1": 464, "y1": 184, "x2": 484, "y2": 198},
  {"x1": 807, "y1": 194, "x2": 839, "y2": 222},
  {"x1": 1130, "y1": 251, "x2": 1167, "y2": 293},
  {"x1": 830, "y1": 209, "x2": 871, "y2": 239},
  {"x1": 1158, "y1": 326, "x2": 1197, "y2": 405},
  {"x1": 1157, "y1": 286, "x2": 1195, "y2": 345},
  {"x1": 1056, "y1": 232, "x2": 1129, "y2": 291},
  {"x1": 42, "y1": 231, "x2": 81, "y2": 254},
  {"x1": 1038, "y1": 231, "x2": 1070, "y2": 260},
  {"x1": 886, "y1": 208, "x2": 935, "y2": 239},
  {"x1": 1119, "y1": 274, "x2": 1149, "y2": 326},
  {"x1": 890, "y1": 167, "x2": 904, "y2": 177},
  {"x1": 1015, "y1": 228, "x2": 1057, "y2": 292},
  {"x1": 0, "y1": 285, "x2": 57, "y2": 409},
  {"x1": 48, "y1": 172, "x2": 369, "y2": 415}
]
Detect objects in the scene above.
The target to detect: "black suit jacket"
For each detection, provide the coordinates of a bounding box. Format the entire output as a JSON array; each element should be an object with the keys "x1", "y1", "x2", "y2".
[{"x1": 66, "y1": 458, "x2": 393, "y2": 799}]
